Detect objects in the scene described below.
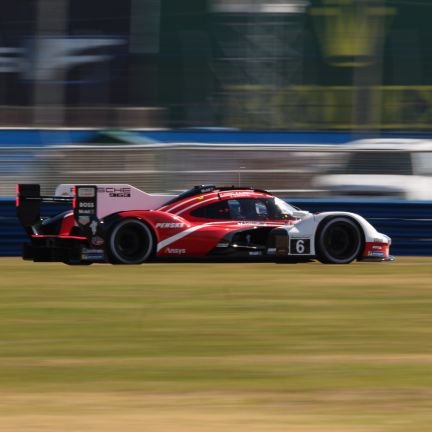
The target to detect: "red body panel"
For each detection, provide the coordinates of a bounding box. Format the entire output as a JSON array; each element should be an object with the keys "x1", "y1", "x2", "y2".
[
  {"x1": 55, "y1": 189, "x2": 295, "y2": 258},
  {"x1": 363, "y1": 242, "x2": 390, "y2": 260},
  {"x1": 117, "y1": 211, "x2": 287, "y2": 258},
  {"x1": 59, "y1": 211, "x2": 75, "y2": 235}
]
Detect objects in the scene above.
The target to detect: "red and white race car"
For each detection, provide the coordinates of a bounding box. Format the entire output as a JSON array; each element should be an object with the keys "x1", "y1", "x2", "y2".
[{"x1": 16, "y1": 183, "x2": 392, "y2": 265}]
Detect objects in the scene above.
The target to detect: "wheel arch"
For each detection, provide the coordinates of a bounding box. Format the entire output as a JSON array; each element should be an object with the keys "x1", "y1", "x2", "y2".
[
  {"x1": 315, "y1": 214, "x2": 365, "y2": 264},
  {"x1": 102, "y1": 211, "x2": 165, "y2": 241},
  {"x1": 106, "y1": 216, "x2": 157, "y2": 264}
]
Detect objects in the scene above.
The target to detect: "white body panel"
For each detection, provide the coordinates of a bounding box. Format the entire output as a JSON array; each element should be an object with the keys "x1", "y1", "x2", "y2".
[
  {"x1": 56, "y1": 184, "x2": 176, "y2": 219},
  {"x1": 284, "y1": 211, "x2": 389, "y2": 256}
]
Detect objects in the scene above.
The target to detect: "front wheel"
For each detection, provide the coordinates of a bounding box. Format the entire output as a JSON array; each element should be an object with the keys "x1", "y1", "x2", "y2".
[
  {"x1": 316, "y1": 217, "x2": 363, "y2": 264},
  {"x1": 108, "y1": 219, "x2": 155, "y2": 264}
]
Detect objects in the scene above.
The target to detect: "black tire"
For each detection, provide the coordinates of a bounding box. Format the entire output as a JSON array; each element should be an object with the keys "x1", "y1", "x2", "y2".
[
  {"x1": 316, "y1": 217, "x2": 363, "y2": 264},
  {"x1": 108, "y1": 219, "x2": 155, "y2": 264}
]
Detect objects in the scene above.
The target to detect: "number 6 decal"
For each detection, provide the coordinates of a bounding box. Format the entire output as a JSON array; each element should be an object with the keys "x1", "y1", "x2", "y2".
[
  {"x1": 296, "y1": 239, "x2": 305, "y2": 254},
  {"x1": 290, "y1": 238, "x2": 310, "y2": 255}
]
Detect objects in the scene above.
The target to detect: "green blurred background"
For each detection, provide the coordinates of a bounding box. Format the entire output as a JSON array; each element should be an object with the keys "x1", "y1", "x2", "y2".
[{"x1": 2, "y1": 0, "x2": 432, "y2": 130}]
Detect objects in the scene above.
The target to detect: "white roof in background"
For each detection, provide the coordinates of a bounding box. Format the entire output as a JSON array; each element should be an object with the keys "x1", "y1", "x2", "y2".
[
  {"x1": 212, "y1": 0, "x2": 308, "y2": 14},
  {"x1": 345, "y1": 138, "x2": 432, "y2": 151}
]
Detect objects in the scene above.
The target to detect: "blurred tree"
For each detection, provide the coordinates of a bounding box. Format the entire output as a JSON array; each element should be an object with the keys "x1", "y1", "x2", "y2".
[{"x1": 159, "y1": 0, "x2": 211, "y2": 127}]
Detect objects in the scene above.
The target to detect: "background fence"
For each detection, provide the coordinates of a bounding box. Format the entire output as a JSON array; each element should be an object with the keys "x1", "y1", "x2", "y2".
[
  {"x1": 3, "y1": 137, "x2": 430, "y2": 198},
  {"x1": 2, "y1": 198, "x2": 432, "y2": 257},
  {"x1": 0, "y1": 142, "x2": 336, "y2": 197}
]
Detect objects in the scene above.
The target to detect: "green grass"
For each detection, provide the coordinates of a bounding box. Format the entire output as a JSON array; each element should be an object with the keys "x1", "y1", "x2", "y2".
[{"x1": 1, "y1": 257, "x2": 432, "y2": 431}]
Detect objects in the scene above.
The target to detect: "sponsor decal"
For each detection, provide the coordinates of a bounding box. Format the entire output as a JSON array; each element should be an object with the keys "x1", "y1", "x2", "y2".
[
  {"x1": 98, "y1": 187, "x2": 131, "y2": 198},
  {"x1": 165, "y1": 247, "x2": 186, "y2": 255},
  {"x1": 91, "y1": 236, "x2": 104, "y2": 246},
  {"x1": 364, "y1": 242, "x2": 389, "y2": 258},
  {"x1": 219, "y1": 191, "x2": 256, "y2": 198},
  {"x1": 74, "y1": 186, "x2": 97, "y2": 235},
  {"x1": 78, "y1": 216, "x2": 90, "y2": 225},
  {"x1": 79, "y1": 201, "x2": 95, "y2": 208},
  {"x1": 368, "y1": 251, "x2": 385, "y2": 257},
  {"x1": 156, "y1": 222, "x2": 185, "y2": 229},
  {"x1": 77, "y1": 187, "x2": 96, "y2": 198},
  {"x1": 373, "y1": 237, "x2": 388, "y2": 244},
  {"x1": 81, "y1": 248, "x2": 105, "y2": 261},
  {"x1": 78, "y1": 209, "x2": 94, "y2": 215}
]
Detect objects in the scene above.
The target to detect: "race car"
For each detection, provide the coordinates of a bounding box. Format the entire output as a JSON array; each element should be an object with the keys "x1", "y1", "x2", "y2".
[{"x1": 16, "y1": 183, "x2": 392, "y2": 265}]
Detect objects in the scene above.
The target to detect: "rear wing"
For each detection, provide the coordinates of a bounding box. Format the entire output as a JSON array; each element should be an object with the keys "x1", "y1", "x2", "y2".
[
  {"x1": 16, "y1": 184, "x2": 73, "y2": 228},
  {"x1": 16, "y1": 184, "x2": 99, "y2": 241},
  {"x1": 55, "y1": 184, "x2": 176, "y2": 219},
  {"x1": 17, "y1": 183, "x2": 177, "y2": 228}
]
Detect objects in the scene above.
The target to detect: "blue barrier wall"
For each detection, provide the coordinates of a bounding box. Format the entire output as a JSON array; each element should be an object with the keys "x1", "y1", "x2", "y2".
[
  {"x1": 1, "y1": 198, "x2": 26, "y2": 256},
  {"x1": 0, "y1": 199, "x2": 68, "y2": 256},
  {"x1": 2, "y1": 198, "x2": 432, "y2": 257},
  {"x1": 2, "y1": 129, "x2": 432, "y2": 147}
]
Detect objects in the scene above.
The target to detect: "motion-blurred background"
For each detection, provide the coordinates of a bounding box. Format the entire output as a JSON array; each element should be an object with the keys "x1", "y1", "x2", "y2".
[
  {"x1": 1, "y1": 0, "x2": 432, "y2": 197},
  {"x1": 3, "y1": 4, "x2": 432, "y2": 431}
]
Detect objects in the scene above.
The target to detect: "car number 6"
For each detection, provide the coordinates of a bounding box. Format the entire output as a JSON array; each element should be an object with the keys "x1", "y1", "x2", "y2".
[{"x1": 295, "y1": 239, "x2": 305, "y2": 254}]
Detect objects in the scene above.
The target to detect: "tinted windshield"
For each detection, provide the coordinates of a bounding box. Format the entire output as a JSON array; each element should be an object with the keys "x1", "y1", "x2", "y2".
[
  {"x1": 230, "y1": 198, "x2": 296, "y2": 220},
  {"x1": 190, "y1": 197, "x2": 296, "y2": 220}
]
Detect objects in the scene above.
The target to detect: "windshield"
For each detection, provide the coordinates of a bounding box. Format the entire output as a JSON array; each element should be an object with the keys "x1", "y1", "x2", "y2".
[
  {"x1": 274, "y1": 197, "x2": 297, "y2": 216},
  {"x1": 227, "y1": 197, "x2": 296, "y2": 220},
  {"x1": 190, "y1": 196, "x2": 298, "y2": 220}
]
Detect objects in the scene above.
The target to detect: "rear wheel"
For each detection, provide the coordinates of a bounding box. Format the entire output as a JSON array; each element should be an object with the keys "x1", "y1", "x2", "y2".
[
  {"x1": 108, "y1": 219, "x2": 155, "y2": 264},
  {"x1": 316, "y1": 217, "x2": 363, "y2": 264}
]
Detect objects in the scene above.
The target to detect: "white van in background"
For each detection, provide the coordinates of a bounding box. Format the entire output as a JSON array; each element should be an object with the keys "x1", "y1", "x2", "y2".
[{"x1": 313, "y1": 139, "x2": 432, "y2": 200}]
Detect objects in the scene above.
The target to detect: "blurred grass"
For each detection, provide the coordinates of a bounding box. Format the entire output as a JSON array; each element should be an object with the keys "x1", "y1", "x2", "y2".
[{"x1": 1, "y1": 257, "x2": 432, "y2": 431}]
